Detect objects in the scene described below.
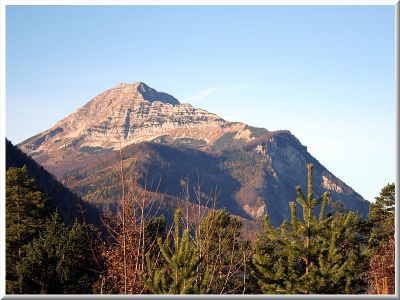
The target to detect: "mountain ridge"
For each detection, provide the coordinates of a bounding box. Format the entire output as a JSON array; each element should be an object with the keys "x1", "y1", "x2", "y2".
[{"x1": 17, "y1": 82, "x2": 369, "y2": 226}]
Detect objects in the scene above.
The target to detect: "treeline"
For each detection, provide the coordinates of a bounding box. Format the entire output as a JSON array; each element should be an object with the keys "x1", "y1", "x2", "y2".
[{"x1": 6, "y1": 163, "x2": 394, "y2": 294}]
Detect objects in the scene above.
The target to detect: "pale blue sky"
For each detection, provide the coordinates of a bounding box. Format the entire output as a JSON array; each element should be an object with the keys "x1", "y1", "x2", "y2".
[{"x1": 6, "y1": 5, "x2": 396, "y2": 202}]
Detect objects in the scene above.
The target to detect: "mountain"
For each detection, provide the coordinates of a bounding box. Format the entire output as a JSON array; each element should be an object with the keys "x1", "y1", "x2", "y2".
[
  {"x1": 20, "y1": 82, "x2": 225, "y2": 154},
  {"x1": 18, "y1": 82, "x2": 369, "y2": 226}
]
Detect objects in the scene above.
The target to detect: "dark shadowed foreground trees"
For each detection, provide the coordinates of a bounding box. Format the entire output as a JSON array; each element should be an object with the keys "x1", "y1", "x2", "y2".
[
  {"x1": 19, "y1": 213, "x2": 95, "y2": 293},
  {"x1": 6, "y1": 166, "x2": 48, "y2": 293},
  {"x1": 6, "y1": 166, "x2": 96, "y2": 294}
]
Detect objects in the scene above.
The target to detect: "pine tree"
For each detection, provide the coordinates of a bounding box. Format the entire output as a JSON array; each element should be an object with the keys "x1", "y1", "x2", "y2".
[
  {"x1": 19, "y1": 213, "x2": 68, "y2": 293},
  {"x1": 369, "y1": 183, "x2": 395, "y2": 248},
  {"x1": 6, "y1": 166, "x2": 48, "y2": 294},
  {"x1": 311, "y1": 210, "x2": 370, "y2": 293},
  {"x1": 251, "y1": 215, "x2": 294, "y2": 294},
  {"x1": 19, "y1": 213, "x2": 95, "y2": 293},
  {"x1": 252, "y1": 164, "x2": 369, "y2": 294},
  {"x1": 140, "y1": 209, "x2": 209, "y2": 294},
  {"x1": 59, "y1": 220, "x2": 96, "y2": 293}
]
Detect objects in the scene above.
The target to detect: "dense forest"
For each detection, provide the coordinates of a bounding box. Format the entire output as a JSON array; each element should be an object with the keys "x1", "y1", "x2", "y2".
[{"x1": 5, "y1": 140, "x2": 395, "y2": 294}]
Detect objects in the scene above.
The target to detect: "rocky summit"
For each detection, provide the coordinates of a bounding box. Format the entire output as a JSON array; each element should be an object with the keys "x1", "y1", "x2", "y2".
[
  {"x1": 18, "y1": 82, "x2": 369, "y2": 227},
  {"x1": 21, "y1": 82, "x2": 229, "y2": 152}
]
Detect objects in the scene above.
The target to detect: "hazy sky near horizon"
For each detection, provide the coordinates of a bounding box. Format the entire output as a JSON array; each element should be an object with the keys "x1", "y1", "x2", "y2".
[{"x1": 6, "y1": 5, "x2": 395, "y2": 202}]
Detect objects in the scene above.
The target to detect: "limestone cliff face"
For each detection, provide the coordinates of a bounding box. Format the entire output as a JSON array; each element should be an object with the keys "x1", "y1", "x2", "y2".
[
  {"x1": 18, "y1": 82, "x2": 369, "y2": 225},
  {"x1": 21, "y1": 82, "x2": 234, "y2": 153}
]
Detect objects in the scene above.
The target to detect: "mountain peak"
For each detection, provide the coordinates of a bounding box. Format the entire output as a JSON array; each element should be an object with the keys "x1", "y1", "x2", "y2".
[
  {"x1": 20, "y1": 81, "x2": 226, "y2": 152},
  {"x1": 111, "y1": 81, "x2": 180, "y2": 106}
]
